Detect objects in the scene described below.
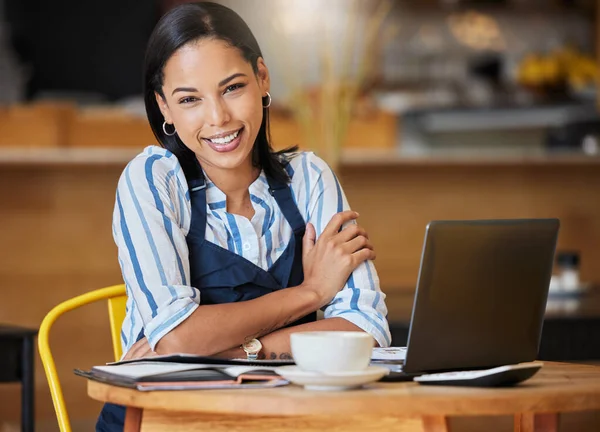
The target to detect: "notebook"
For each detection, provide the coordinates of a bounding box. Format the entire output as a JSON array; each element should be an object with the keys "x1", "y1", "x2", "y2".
[{"x1": 75, "y1": 361, "x2": 289, "y2": 391}]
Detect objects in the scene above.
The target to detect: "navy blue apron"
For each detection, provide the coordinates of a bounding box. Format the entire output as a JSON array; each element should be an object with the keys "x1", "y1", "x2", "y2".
[{"x1": 96, "y1": 166, "x2": 314, "y2": 431}]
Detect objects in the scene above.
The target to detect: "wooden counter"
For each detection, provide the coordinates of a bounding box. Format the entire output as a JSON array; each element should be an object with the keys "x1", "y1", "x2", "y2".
[{"x1": 1, "y1": 146, "x2": 600, "y2": 167}]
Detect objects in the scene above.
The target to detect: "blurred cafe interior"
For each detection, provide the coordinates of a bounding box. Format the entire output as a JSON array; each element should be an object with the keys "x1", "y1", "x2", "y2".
[{"x1": 1, "y1": 0, "x2": 600, "y2": 430}]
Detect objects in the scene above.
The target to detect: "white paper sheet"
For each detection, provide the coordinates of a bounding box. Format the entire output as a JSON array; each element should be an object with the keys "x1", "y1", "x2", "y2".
[{"x1": 371, "y1": 347, "x2": 407, "y2": 361}]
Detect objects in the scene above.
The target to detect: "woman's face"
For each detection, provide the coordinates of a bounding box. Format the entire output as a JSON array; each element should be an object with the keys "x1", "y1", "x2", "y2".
[{"x1": 156, "y1": 38, "x2": 270, "y2": 173}]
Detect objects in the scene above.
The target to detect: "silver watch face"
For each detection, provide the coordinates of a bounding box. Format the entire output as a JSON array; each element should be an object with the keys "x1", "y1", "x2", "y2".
[{"x1": 243, "y1": 338, "x2": 262, "y2": 353}]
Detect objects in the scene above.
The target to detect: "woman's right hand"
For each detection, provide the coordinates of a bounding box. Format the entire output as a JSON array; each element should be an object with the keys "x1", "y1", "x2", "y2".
[{"x1": 301, "y1": 210, "x2": 376, "y2": 308}]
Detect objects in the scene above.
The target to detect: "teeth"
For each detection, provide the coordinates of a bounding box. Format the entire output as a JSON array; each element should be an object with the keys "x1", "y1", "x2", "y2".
[{"x1": 209, "y1": 129, "x2": 240, "y2": 145}]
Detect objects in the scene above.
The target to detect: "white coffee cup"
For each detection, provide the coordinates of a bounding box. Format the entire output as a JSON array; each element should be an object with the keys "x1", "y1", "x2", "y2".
[{"x1": 290, "y1": 331, "x2": 374, "y2": 373}]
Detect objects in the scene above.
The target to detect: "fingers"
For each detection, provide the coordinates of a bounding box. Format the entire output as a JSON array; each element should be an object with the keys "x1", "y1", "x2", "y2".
[
  {"x1": 321, "y1": 211, "x2": 359, "y2": 238},
  {"x1": 335, "y1": 223, "x2": 369, "y2": 244},
  {"x1": 129, "y1": 344, "x2": 153, "y2": 360},
  {"x1": 352, "y1": 247, "x2": 377, "y2": 264},
  {"x1": 123, "y1": 337, "x2": 153, "y2": 361},
  {"x1": 123, "y1": 340, "x2": 142, "y2": 360},
  {"x1": 302, "y1": 223, "x2": 316, "y2": 258},
  {"x1": 145, "y1": 350, "x2": 159, "y2": 359},
  {"x1": 342, "y1": 235, "x2": 374, "y2": 255}
]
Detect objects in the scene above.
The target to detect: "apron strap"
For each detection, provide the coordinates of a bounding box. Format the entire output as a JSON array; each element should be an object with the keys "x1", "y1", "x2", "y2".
[
  {"x1": 187, "y1": 172, "x2": 208, "y2": 242},
  {"x1": 267, "y1": 176, "x2": 306, "y2": 236}
]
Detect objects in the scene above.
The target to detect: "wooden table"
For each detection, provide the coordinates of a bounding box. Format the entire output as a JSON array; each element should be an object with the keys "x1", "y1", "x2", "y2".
[{"x1": 87, "y1": 362, "x2": 600, "y2": 432}]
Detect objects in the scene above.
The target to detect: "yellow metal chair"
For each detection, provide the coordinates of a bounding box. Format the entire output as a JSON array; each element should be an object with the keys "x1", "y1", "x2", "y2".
[{"x1": 38, "y1": 284, "x2": 127, "y2": 432}]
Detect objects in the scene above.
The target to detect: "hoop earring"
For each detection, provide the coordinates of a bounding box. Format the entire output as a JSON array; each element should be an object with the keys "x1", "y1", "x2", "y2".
[
  {"x1": 262, "y1": 92, "x2": 272, "y2": 108},
  {"x1": 162, "y1": 121, "x2": 176, "y2": 136}
]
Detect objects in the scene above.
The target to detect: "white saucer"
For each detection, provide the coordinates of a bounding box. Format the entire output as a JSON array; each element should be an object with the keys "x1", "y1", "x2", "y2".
[{"x1": 274, "y1": 365, "x2": 389, "y2": 391}]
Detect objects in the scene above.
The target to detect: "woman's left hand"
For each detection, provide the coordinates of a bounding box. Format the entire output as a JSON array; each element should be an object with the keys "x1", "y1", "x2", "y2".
[{"x1": 122, "y1": 337, "x2": 157, "y2": 361}]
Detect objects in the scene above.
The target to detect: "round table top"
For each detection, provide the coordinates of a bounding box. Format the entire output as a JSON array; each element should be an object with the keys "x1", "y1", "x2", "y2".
[{"x1": 88, "y1": 361, "x2": 600, "y2": 417}]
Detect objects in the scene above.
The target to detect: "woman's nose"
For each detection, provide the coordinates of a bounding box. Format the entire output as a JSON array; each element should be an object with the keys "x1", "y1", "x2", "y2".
[{"x1": 206, "y1": 98, "x2": 231, "y2": 127}]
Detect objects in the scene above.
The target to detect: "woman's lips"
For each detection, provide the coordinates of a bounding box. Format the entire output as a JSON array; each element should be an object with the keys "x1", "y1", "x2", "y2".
[{"x1": 203, "y1": 127, "x2": 244, "y2": 153}]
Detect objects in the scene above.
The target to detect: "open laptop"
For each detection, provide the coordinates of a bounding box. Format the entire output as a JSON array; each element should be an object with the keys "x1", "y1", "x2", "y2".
[{"x1": 377, "y1": 218, "x2": 560, "y2": 380}]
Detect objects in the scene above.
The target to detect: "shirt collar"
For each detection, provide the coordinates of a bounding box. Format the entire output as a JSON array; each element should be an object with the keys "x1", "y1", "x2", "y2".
[{"x1": 203, "y1": 169, "x2": 270, "y2": 206}]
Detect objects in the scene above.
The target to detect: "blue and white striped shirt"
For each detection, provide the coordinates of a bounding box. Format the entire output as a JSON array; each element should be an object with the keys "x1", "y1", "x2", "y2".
[{"x1": 113, "y1": 146, "x2": 391, "y2": 355}]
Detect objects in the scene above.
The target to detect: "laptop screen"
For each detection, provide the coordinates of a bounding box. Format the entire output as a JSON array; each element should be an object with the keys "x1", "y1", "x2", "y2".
[{"x1": 403, "y1": 219, "x2": 559, "y2": 373}]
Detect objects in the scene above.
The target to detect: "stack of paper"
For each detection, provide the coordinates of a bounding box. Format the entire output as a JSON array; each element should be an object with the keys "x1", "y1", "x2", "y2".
[{"x1": 75, "y1": 360, "x2": 289, "y2": 391}]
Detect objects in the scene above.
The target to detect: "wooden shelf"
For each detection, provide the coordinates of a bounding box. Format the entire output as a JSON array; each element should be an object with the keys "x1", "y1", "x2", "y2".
[
  {"x1": 0, "y1": 147, "x2": 140, "y2": 165},
  {"x1": 341, "y1": 148, "x2": 600, "y2": 167},
  {"x1": 1, "y1": 146, "x2": 600, "y2": 167}
]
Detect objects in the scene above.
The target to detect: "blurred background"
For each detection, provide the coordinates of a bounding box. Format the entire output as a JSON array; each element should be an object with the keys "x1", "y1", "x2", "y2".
[{"x1": 1, "y1": 0, "x2": 600, "y2": 430}]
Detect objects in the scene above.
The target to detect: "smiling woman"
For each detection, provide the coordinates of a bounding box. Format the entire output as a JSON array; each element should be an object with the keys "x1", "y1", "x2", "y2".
[
  {"x1": 155, "y1": 40, "x2": 267, "y2": 178},
  {"x1": 96, "y1": 2, "x2": 391, "y2": 431},
  {"x1": 143, "y1": 2, "x2": 289, "y2": 187}
]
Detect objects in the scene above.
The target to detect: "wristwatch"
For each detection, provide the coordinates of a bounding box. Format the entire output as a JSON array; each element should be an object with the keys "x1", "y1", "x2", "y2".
[{"x1": 242, "y1": 338, "x2": 262, "y2": 360}]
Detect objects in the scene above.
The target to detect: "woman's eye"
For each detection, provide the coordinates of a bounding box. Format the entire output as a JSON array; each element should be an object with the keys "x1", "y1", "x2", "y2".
[
  {"x1": 179, "y1": 96, "x2": 198, "y2": 104},
  {"x1": 224, "y1": 83, "x2": 245, "y2": 94}
]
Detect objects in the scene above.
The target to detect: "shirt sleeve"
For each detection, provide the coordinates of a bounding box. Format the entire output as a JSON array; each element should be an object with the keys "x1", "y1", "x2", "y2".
[
  {"x1": 300, "y1": 153, "x2": 392, "y2": 347},
  {"x1": 112, "y1": 152, "x2": 200, "y2": 350}
]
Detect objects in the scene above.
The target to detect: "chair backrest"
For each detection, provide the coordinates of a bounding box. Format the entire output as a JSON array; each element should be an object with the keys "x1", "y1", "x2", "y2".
[
  {"x1": 107, "y1": 294, "x2": 127, "y2": 360},
  {"x1": 38, "y1": 284, "x2": 127, "y2": 432}
]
